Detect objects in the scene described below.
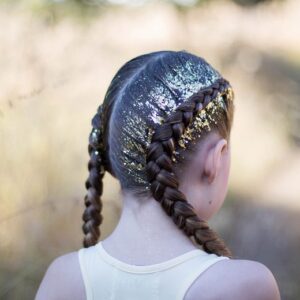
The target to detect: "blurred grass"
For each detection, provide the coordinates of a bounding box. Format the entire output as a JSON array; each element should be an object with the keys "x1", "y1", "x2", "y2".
[{"x1": 0, "y1": 0, "x2": 299, "y2": 299}]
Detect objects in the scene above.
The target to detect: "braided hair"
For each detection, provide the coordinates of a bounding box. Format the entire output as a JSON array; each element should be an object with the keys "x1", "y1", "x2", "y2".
[
  {"x1": 146, "y1": 78, "x2": 234, "y2": 257},
  {"x1": 82, "y1": 105, "x2": 105, "y2": 247},
  {"x1": 82, "y1": 52, "x2": 156, "y2": 246},
  {"x1": 82, "y1": 50, "x2": 235, "y2": 258}
]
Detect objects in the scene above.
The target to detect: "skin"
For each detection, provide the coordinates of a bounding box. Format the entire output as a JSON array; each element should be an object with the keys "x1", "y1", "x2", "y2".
[
  {"x1": 176, "y1": 131, "x2": 231, "y2": 221},
  {"x1": 35, "y1": 131, "x2": 281, "y2": 300}
]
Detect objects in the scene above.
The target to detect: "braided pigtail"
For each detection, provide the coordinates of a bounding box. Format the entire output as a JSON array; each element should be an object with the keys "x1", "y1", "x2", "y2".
[
  {"x1": 146, "y1": 78, "x2": 233, "y2": 258},
  {"x1": 82, "y1": 105, "x2": 106, "y2": 248}
]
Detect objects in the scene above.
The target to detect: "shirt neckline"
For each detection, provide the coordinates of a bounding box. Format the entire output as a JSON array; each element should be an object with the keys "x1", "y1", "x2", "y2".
[{"x1": 95, "y1": 241, "x2": 207, "y2": 274}]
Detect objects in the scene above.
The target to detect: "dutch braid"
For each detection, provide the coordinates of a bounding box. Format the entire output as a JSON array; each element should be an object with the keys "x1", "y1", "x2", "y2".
[
  {"x1": 82, "y1": 105, "x2": 106, "y2": 247},
  {"x1": 81, "y1": 52, "x2": 160, "y2": 247},
  {"x1": 146, "y1": 78, "x2": 233, "y2": 258}
]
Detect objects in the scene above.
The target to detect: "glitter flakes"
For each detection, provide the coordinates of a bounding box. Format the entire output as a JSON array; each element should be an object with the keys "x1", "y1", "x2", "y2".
[
  {"x1": 172, "y1": 88, "x2": 232, "y2": 162},
  {"x1": 104, "y1": 53, "x2": 234, "y2": 190}
]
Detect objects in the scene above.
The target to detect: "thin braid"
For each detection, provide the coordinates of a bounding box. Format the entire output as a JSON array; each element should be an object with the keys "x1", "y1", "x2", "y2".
[
  {"x1": 146, "y1": 78, "x2": 233, "y2": 258},
  {"x1": 82, "y1": 105, "x2": 106, "y2": 248}
]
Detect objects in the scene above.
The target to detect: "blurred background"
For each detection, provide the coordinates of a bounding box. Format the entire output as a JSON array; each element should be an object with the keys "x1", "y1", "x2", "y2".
[{"x1": 0, "y1": 0, "x2": 299, "y2": 299}]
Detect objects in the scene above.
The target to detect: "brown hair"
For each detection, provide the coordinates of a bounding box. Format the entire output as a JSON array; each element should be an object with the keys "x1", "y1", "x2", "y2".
[
  {"x1": 82, "y1": 50, "x2": 235, "y2": 258},
  {"x1": 146, "y1": 78, "x2": 234, "y2": 257}
]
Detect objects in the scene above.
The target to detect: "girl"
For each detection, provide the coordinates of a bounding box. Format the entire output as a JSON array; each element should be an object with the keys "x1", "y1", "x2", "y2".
[{"x1": 36, "y1": 50, "x2": 280, "y2": 300}]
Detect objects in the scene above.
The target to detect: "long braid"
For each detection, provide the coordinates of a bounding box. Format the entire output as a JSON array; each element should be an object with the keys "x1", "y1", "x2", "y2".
[
  {"x1": 146, "y1": 78, "x2": 233, "y2": 258},
  {"x1": 81, "y1": 53, "x2": 160, "y2": 247},
  {"x1": 82, "y1": 105, "x2": 106, "y2": 247}
]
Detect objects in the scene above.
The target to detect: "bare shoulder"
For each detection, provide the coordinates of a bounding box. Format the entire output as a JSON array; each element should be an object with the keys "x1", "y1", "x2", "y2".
[
  {"x1": 35, "y1": 251, "x2": 85, "y2": 300},
  {"x1": 185, "y1": 258, "x2": 281, "y2": 300}
]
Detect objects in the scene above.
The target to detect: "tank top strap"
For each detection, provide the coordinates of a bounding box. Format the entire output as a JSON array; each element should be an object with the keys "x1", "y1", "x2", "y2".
[
  {"x1": 78, "y1": 242, "x2": 230, "y2": 300},
  {"x1": 172, "y1": 252, "x2": 230, "y2": 300}
]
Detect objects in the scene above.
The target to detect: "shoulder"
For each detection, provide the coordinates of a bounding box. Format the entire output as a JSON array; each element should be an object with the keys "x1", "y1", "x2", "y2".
[
  {"x1": 185, "y1": 258, "x2": 281, "y2": 300},
  {"x1": 35, "y1": 251, "x2": 86, "y2": 300}
]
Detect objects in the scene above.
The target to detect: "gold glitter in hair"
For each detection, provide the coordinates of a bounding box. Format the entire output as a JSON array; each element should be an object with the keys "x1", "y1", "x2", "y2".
[
  {"x1": 108, "y1": 55, "x2": 234, "y2": 191},
  {"x1": 172, "y1": 87, "x2": 234, "y2": 163}
]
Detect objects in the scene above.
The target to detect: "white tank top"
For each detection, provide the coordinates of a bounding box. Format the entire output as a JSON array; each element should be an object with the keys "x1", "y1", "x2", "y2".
[{"x1": 78, "y1": 241, "x2": 230, "y2": 300}]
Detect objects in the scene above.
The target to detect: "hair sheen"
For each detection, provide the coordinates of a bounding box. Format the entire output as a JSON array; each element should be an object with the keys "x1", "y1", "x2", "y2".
[{"x1": 82, "y1": 50, "x2": 235, "y2": 258}]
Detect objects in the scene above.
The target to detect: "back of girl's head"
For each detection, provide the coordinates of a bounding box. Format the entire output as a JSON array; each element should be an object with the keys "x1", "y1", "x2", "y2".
[{"x1": 83, "y1": 50, "x2": 235, "y2": 257}]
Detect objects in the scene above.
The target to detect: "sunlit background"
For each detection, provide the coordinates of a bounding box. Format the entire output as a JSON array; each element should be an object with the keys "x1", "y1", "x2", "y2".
[{"x1": 0, "y1": 0, "x2": 299, "y2": 299}]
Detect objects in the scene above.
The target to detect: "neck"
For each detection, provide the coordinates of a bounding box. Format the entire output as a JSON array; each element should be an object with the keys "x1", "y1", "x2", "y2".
[{"x1": 101, "y1": 189, "x2": 200, "y2": 264}]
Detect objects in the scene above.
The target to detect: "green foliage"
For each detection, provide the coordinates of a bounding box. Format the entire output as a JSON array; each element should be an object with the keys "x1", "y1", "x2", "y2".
[
  {"x1": 0, "y1": 0, "x2": 285, "y2": 9},
  {"x1": 231, "y1": 0, "x2": 282, "y2": 6},
  {"x1": 0, "y1": 0, "x2": 286, "y2": 23}
]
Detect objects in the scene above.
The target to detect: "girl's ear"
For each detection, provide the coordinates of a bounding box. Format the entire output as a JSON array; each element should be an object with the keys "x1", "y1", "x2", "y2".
[{"x1": 204, "y1": 139, "x2": 227, "y2": 184}]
